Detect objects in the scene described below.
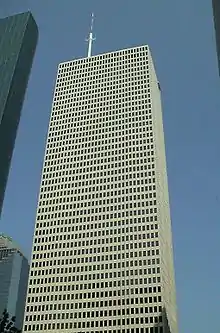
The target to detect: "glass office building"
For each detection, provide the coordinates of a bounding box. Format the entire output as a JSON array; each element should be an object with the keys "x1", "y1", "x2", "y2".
[
  {"x1": 23, "y1": 45, "x2": 178, "y2": 333},
  {"x1": 0, "y1": 11, "x2": 38, "y2": 215},
  {"x1": 0, "y1": 234, "x2": 29, "y2": 329}
]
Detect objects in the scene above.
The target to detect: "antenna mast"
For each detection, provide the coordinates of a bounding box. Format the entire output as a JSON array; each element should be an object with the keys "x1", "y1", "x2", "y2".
[{"x1": 86, "y1": 13, "x2": 95, "y2": 57}]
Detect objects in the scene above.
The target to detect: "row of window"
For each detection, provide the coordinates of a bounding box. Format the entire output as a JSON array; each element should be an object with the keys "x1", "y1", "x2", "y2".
[
  {"x1": 54, "y1": 92, "x2": 150, "y2": 102},
  {"x1": 33, "y1": 238, "x2": 159, "y2": 251},
  {"x1": 45, "y1": 149, "x2": 154, "y2": 160},
  {"x1": 24, "y1": 324, "x2": 162, "y2": 333},
  {"x1": 53, "y1": 96, "x2": 151, "y2": 106},
  {"x1": 37, "y1": 210, "x2": 157, "y2": 222},
  {"x1": 36, "y1": 212, "x2": 157, "y2": 225},
  {"x1": 34, "y1": 226, "x2": 158, "y2": 241},
  {"x1": 56, "y1": 70, "x2": 149, "y2": 81},
  {"x1": 48, "y1": 128, "x2": 151, "y2": 140},
  {"x1": 48, "y1": 130, "x2": 153, "y2": 142},
  {"x1": 51, "y1": 111, "x2": 152, "y2": 123},
  {"x1": 55, "y1": 81, "x2": 150, "y2": 91},
  {"x1": 27, "y1": 294, "x2": 162, "y2": 307},
  {"x1": 48, "y1": 132, "x2": 152, "y2": 141},
  {"x1": 46, "y1": 145, "x2": 153, "y2": 155},
  {"x1": 35, "y1": 226, "x2": 160, "y2": 238},
  {"x1": 32, "y1": 243, "x2": 160, "y2": 255},
  {"x1": 32, "y1": 254, "x2": 160, "y2": 267},
  {"x1": 28, "y1": 287, "x2": 161, "y2": 301},
  {"x1": 59, "y1": 57, "x2": 149, "y2": 70},
  {"x1": 30, "y1": 266, "x2": 161, "y2": 279},
  {"x1": 32, "y1": 244, "x2": 159, "y2": 260},
  {"x1": 29, "y1": 283, "x2": 161, "y2": 294},
  {"x1": 58, "y1": 58, "x2": 149, "y2": 71},
  {"x1": 28, "y1": 275, "x2": 160, "y2": 289},
  {"x1": 35, "y1": 224, "x2": 158, "y2": 237},
  {"x1": 36, "y1": 208, "x2": 157, "y2": 221},
  {"x1": 36, "y1": 214, "x2": 157, "y2": 226},
  {"x1": 50, "y1": 119, "x2": 152, "y2": 131},
  {"x1": 48, "y1": 125, "x2": 152, "y2": 139},
  {"x1": 32, "y1": 243, "x2": 159, "y2": 256},
  {"x1": 45, "y1": 148, "x2": 154, "y2": 160},
  {"x1": 26, "y1": 315, "x2": 162, "y2": 325},
  {"x1": 49, "y1": 122, "x2": 153, "y2": 134},
  {"x1": 26, "y1": 306, "x2": 161, "y2": 319},
  {"x1": 35, "y1": 226, "x2": 158, "y2": 240},
  {"x1": 39, "y1": 189, "x2": 156, "y2": 202},
  {"x1": 55, "y1": 91, "x2": 151, "y2": 103},
  {"x1": 55, "y1": 80, "x2": 150, "y2": 91},
  {"x1": 38, "y1": 200, "x2": 157, "y2": 213},
  {"x1": 49, "y1": 126, "x2": 153, "y2": 138},
  {"x1": 29, "y1": 271, "x2": 161, "y2": 283},
  {"x1": 54, "y1": 94, "x2": 151, "y2": 103},
  {"x1": 54, "y1": 88, "x2": 150, "y2": 98},
  {"x1": 60, "y1": 46, "x2": 148, "y2": 65}
]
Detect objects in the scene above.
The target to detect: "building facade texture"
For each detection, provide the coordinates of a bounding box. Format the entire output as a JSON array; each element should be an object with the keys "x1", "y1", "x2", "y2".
[
  {"x1": 23, "y1": 45, "x2": 178, "y2": 333},
  {"x1": 0, "y1": 234, "x2": 29, "y2": 329},
  {"x1": 0, "y1": 11, "x2": 38, "y2": 216},
  {"x1": 212, "y1": 0, "x2": 220, "y2": 74}
]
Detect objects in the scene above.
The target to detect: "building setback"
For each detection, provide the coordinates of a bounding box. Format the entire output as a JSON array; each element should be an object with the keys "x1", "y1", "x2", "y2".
[
  {"x1": 0, "y1": 234, "x2": 29, "y2": 329},
  {"x1": 212, "y1": 0, "x2": 220, "y2": 74},
  {"x1": 0, "y1": 11, "x2": 38, "y2": 216},
  {"x1": 23, "y1": 45, "x2": 178, "y2": 333}
]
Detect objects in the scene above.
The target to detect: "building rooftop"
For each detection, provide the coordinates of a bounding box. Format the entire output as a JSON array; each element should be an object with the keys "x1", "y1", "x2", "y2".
[{"x1": 0, "y1": 233, "x2": 23, "y2": 255}]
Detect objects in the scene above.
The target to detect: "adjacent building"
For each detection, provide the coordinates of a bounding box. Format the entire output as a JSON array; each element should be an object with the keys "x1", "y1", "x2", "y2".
[
  {"x1": 23, "y1": 45, "x2": 178, "y2": 333},
  {"x1": 0, "y1": 234, "x2": 29, "y2": 329},
  {"x1": 212, "y1": 0, "x2": 220, "y2": 74},
  {"x1": 0, "y1": 11, "x2": 38, "y2": 216}
]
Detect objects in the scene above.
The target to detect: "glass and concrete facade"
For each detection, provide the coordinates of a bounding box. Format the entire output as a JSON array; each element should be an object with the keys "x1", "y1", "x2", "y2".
[
  {"x1": 212, "y1": 0, "x2": 220, "y2": 74},
  {"x1": 23, "y1": 45, "x2": 178, "y2": 333},
  {"x1": 0, "y1": 234, "x2": 29, "y2": 329},
  {"x1": 0, "y1": 11, "x2": 38, "y2": 216}
]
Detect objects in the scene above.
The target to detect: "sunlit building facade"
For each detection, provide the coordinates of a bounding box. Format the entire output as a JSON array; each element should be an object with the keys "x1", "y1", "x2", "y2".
[{"x1": 23, "y1": 45, "x2": 178, "y2": 333}]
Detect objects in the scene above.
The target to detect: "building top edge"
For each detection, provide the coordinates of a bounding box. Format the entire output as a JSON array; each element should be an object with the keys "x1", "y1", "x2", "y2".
[
  {"x1": 0, "y1": 233, "x2": 25, "y2": 257},
  {"x1": 58, "y1": 44, "x2": 150, "y2": 66},
  {"x1": 0, "y1": 11, "x2": 32, "y2": 21}
]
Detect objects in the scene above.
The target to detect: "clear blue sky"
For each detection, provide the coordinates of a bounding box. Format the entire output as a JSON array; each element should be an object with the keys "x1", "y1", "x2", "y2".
[{"x1": 1, "y1": 1, "x2": 220, "y2": 332}]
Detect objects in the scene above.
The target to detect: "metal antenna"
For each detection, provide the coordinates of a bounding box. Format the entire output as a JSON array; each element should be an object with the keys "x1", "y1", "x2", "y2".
[{"x1": 86, "y1": 13, "x2": 95, "y2": 57}]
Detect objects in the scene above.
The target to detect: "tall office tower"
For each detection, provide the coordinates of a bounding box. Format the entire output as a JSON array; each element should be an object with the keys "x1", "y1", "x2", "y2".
[
  {"x1": 212, "y1": 0, "x2": 220, "y2": 74},
  {"x1": 23, "y1": 45, "x2": 178, "y2": 333},
  {"x1": 0, "y1": 11, "x2": 38, "y2": 216},
  {"x1": 0, "y1": 234, "x2": 29, "y2": 329}
]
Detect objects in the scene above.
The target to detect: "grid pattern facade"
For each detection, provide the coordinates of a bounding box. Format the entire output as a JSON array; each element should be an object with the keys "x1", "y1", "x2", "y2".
[
  {"x1": 23, "y1": 45, "x2": 178, "y2": 333},
  {"x1": 0, "y1": 11, "x2": 38, "y2": 215}
]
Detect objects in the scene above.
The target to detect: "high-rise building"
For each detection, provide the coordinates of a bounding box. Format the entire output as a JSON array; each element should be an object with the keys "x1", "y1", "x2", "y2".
[
  {"x1": 0, "y1": 11, "x2": 38, "y2": 216},
  {"x1": 23, "y1": 45, "x2": 178, "y2": 333},
  {"x1": 0, "y1": 234, "x2": 29, "y2": 329},
  {"x1": 212, "y1": 0, "x2": 220, "y2": 74}
]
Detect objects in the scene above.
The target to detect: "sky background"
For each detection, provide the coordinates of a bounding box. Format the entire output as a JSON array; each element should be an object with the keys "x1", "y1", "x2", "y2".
[{"x1": 0, "y1": 0, "x2": 220, "y2": 332}]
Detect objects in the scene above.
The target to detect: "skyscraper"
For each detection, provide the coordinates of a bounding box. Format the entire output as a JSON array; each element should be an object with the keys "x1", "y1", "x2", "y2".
[
  {"x1": 23, "y1": 45, "x2": 178, "y2": 333},
  {"x1": 212, "y1": 0, "x2": 220, "y2": 74},
  {"x1": 0, "y1": 11, "x2": 38, "y2": 216},
  {"x1": 0, "y1": 234, "x2": 29, "y2": 329}
]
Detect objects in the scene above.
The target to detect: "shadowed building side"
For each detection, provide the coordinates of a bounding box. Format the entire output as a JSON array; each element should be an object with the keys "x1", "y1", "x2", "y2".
[
  {"x1": 212, "y1": 0, "x2": 220, "y2": 75},
  {"x1": 0, "y1": 11, "x2": 38, "y2": 216}
]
